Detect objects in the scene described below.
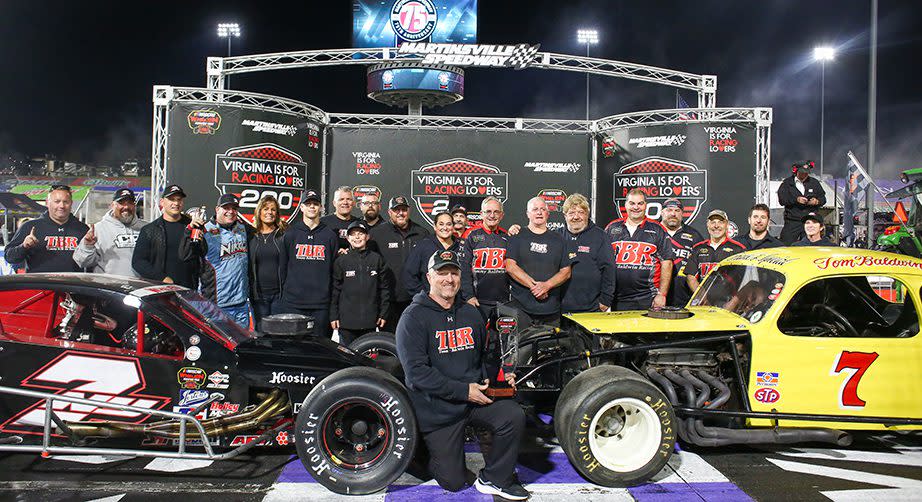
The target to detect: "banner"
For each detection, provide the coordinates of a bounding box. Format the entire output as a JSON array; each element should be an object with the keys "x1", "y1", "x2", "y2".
[
  {"x1": 165, "y1": 104, "x2": 324, "y2": 225},
  {"x1": 597, "y1": 122, "x2": 758, "y2": 235},
  {"x1": 328, "y1": 128, "x2": 589, "y2": 231}
]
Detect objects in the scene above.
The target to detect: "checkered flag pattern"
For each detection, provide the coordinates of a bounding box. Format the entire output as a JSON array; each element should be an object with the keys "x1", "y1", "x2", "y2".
[
  {"x1": 421, "y1": 160, "x2": 494, "y2": 174},
  {"x1": 226, "y1": 145, "x2": 300, "y2": 163},
  {"x1": 507, "y1": 44, "x2": 540, "y2": 70},
  {"x1": 624, "y1": 159, "x2": 686, "y2": 174}
]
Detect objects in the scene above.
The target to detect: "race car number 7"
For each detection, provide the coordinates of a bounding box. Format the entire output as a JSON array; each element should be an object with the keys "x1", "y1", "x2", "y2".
[{"x1": 830, "y1": 351, "x2": 878, "y2": 409}]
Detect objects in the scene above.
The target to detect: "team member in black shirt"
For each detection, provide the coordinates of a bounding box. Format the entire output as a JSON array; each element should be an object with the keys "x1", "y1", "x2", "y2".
[
  {"x1": 686, "y1": 210, "x2": 748, "y2": 292},
  {"x1": 132, "y1": 184, "x2": 198, "y2": 288},
  {"x1": 658, "y1": 197, "x2": 704, "y2": 307},
  {"x1": 249, "y1": 195, "x2": 287, "y2": 324},
  {"x1": 360, "y1": 194, "x2": 384, "y2": 229},
  {"x1": 462, "y1": 196, "x2": 511, "y2": 321},
  {"x1": 6, "y1": 184, "x2": 89, "y2": 273},
  {"x1": 777, "y1": 160, "x2": 826, "y2": 244},
  {"x1": 737, "y1": 203, "x2": 783, "y2": 250},
  {"x1": 558, "y1": 194, "x2": 615, "y2": 312},
  {"x1": 505, "y1": 197, "x2": 572, "y2": 325},
  {"x1": 331, "y1": 221, "x2": 391, "y2": 345},
  {"x1": 320, "y1": 185, "x2": 360, "y2": 253},
  {"x1": 792, "y1": 212, "x2": 836, "y2": 247}
]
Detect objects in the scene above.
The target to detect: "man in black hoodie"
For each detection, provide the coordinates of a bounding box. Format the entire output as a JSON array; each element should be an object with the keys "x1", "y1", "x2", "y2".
[
  {"x1": 279, "y1": 189, "x2": 339, "y2": 339},
  {"x1": 396, "y1": 250, "x2": 528, "y2": 500},
  {"x1": 6, "y1": 184, "x2": 88, "y2": 272},
  {"x1": 777, "y1": 160, "x2": 825, "y2": 244}
]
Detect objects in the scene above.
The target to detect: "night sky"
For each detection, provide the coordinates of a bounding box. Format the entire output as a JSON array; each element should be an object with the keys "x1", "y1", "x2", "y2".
[{"x1": 1, "y1": 0, "x2": 919, "y2": 179}]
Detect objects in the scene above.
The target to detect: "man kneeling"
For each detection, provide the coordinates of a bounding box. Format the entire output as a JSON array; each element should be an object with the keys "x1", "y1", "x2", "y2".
[{"x1": 396, "y1": 250, "x2": 528, "y2": 500}]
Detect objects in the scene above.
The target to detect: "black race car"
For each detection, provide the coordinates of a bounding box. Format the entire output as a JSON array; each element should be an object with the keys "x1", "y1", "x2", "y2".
[{"x1": 0, "y1": 273, "x2": 415, "y2": 495}]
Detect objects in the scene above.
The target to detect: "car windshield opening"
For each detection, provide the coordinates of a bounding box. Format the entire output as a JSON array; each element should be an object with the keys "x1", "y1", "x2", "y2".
[
  {"x1": 689, "y1": 265, "x2": 785, "y2": 323},
  {"x1": 152, "y1": 291, "x2": 254, "y2": 349}
]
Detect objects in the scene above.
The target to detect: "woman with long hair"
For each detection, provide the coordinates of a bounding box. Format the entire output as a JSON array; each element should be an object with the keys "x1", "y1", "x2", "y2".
[
  {"x1": 249, "y1": 195, "x2": 288, "y2": 325},
  {"x1": 402, "y1": 211, "x2": 470, "y2": 298}
]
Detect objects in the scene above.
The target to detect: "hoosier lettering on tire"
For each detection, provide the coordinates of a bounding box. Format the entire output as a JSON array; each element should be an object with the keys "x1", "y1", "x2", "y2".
[
  {"x1": 555, "y1": 365, "x2": 676, "y2": 486},
  {"x1": 294, "y1": 366, "x2": 418, "y2": 495}
]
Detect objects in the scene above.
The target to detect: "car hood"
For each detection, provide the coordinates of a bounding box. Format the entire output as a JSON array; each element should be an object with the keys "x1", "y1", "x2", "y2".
[
  {"x1": 565, "y1": 306, "x2": 750, "y2": 335},
  {"x1": 234, "y1": 335, "x2": 374, "y2": 387}
]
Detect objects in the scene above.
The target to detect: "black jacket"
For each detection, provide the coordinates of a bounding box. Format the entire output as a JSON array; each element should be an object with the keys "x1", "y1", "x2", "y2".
[
  {"x1": 248, "y1": 227, "x2": 285, "y2": 301},
  {"x1": 777, "y1": 175, "x2": 826, "y2": 222},
  {"x1": 737, "y1": 233, "x2": 783, "y2": 250},
  {"x1": 559, "y1": 223, "x2": 616, "y2": 312},
  {"x1": 791, "y1": 236, "x2": 836, "y2": 247},
  {"x1": 132, "y1": 214, "x2": 198, "y2": 287},
  {"x1": 402, "y1": 235, "x2": 471, "y2": 299},
  {"x1": 396, "y1": 291, "x2": 488, "y2": 432},
  {"x1": 369, "y1": 220, "x2": 430, "y2": 304},
  {"x1": 279, "y1": 219, "x2": 338, "y2": 309},
  {"x1": 331, "y1": 248, "x2": 392, "y2": 330},
  {"x1": 321, "y1": 213, "x2": 360, "y2": 251},
  {"x1": 5, "y1": 212, "x2": 88, "y2": 272}
]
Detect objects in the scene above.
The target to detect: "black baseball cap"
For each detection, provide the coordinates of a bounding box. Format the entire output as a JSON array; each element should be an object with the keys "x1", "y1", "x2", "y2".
[
  {"x1": 450, "y1": 204, "x2": 467, "y2": 215},
  {"x1": 347, "y1": 221, "x2": 369, "y2": 234},
  {"x1": 162, "y1": 184, "x2": 186, "y2": 198},
  {"x1": 301, "y1": 189, "x2": 321, "y2": 204},
  {"x1": 803, "y1": 212, "x2": 823, "y2": 224},
  {"x1": 428, "y1": 250, "x2": 461, "y2": 271},
  {"x1": 389, "y1": 196, "x2": 410, "y2": 210},
  {"x1": 113, "y1": 188, "x2": 136, "y2": 202},
  {"x1": 663, "y1": 198, "x2": 682, "y2": 210},
  {"x1": 217, "y1": 193, "x2": 239, "y2": 207}
]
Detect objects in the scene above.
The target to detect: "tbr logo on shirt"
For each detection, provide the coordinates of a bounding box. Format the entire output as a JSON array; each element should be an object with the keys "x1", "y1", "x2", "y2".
[
  {"x1": 472, "y1": 248, "x2": 505, "y2": 270},
  {"x1": 295, "y1": 244, "x2": 326, "y2": 260},
  {"x1": 45, "y1": 236, "x2": 79, "y2": 251},
  {"x1": 345, "y1": 270, "x2": 356, "y2": 277},
  {"x1": 529, "y1": 242, "x2": 548, "y2": 254},
  {"x1": 435, "y1": 327, "x2": 475, "y2": 353},
  {"x1": 612, "y1": 241, "x2": 657, "y2": 267},
  {"x1": 577, "y1": 245, "x2": 591, "y2": 253},
  {"x1": 388, "y1": 242, "x2": 399, "y2": 249}
]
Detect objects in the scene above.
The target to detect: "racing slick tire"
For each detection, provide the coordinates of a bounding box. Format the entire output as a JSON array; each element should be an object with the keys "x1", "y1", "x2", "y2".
[
  {"x1": 554, "y1": 365, "x2": 675, "y2": 486},
  {"x1": 294, "y1": 366, "x2": 417, "y2": 495},
  {"x1": 348, "y1": 333, "x2": 402, "y2": 379}
]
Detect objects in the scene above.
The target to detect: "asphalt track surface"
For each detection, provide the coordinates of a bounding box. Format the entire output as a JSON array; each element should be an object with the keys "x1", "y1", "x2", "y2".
[{"x1": 0, "y1": 430, "x2": 920, "y2": 501}]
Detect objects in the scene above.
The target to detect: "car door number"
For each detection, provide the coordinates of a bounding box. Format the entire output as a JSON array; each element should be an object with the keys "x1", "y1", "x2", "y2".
[{"x1": 830, "y1": 351, "x2": 879, "y2": 409}]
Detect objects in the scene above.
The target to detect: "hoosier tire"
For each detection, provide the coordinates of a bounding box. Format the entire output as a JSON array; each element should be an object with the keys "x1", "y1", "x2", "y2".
[
  {"x1": 554, "y1": 366, "x2": 675, "y2": 486},
  {"x1": 294, "y1": 366, "x2": 417, "y2": 495},
  {"x1": 348, "y1": 333, "x2": 402, "y2": 379}
]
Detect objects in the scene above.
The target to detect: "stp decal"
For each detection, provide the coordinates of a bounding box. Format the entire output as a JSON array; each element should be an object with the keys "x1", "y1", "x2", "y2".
[
  {"x1": 0, "y1": 352, "x2": 170, "y2": 436},
  {"x1": 613, "y1": 156, "x2": 708, "y2": 224},
  {"x1": 411, "y1": 158, "x2": 508, "y2": 226},
  {"x1": 753, "y1": 387, "x2": 780, "y2": 404},
  {"x1": 214, "y1": 143, "x2": 308, "y2": 226}
]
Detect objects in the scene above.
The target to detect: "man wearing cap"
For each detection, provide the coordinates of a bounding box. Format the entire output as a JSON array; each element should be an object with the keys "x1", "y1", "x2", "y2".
[
  {"x1": 73, "y1": 188, "x2": 146, "y2": 277},
  {"x1": 737, "y1": 203, "x2": 783, "y2": 250},
  {"x1": 686, "y1": 210, "x2": 748, "y2": 293},
  {"x1": 180, "y1": 193, "x2": 252, "y2": 327},
  {"x1": 792, "y1": 212, "x2": 836, "y2": 246},
  {"x1": 505, "y1": 197, "x2": 573, "y2": 325},
  {"x1": 396, "y1": 249, "x2": 529, "y2": 500},
  {"x1": 360, "y1": 193, "x2": 384, "y2": 229},
  {"x1": 6, "y1": 184, "x2": 89, "y2": 273},
  {"x1": 659, "y1": 197, "x2": 704, "y2": 307},
  {"x1": 462, "y1": 197, "x2": 511, "y2": 321},
  {"x1": 605, "y1": 189, "x2": 675, "y2": 310},
  {"x1": 558, "y1": 193, "x2": 615, "y2": 313},
  {"x1": 133, "y1": 184, "x2": 199, "y2": 288},
  {"x1": 450, "y1": 204, "x2": 469, "y2": 239},
  {"x1": 320, "y1": 185, "x2": 360, "y2": 253},
  {"x1": 330, "y1": 220, "x2": 391, "y2": 345},
  {"x1": 279, "y1": 189, "x2": 339, "y2": 338},
  {"x1": 778, "y1": 160, "x2": 826, "y2": 244},
  {"x1": 369, "y1": 195, "x2": 430, "y2": 327}
]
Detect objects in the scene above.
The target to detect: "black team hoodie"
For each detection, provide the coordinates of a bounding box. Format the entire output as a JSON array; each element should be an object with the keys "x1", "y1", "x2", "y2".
[
  {"x1": 396, "y1": 291, "x2": 488, "y2": 433},
  {"x1": 5, "y1": 212, "x2": 88, "y2": 272},
  {"x1": 279, "y1": 219, "x2": 339, "y2": 309},
  {"x1": 559, "y1": 222, "x2": 616, "y2": 312}
]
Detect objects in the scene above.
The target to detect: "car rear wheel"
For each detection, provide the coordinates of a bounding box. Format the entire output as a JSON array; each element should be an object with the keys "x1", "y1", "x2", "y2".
[
  {"x1": 294, "y1": 366, "x2": 417, "y2": 494},
  {"x1": 554, "y1": 366, "x2": 675, "y2": 486}
]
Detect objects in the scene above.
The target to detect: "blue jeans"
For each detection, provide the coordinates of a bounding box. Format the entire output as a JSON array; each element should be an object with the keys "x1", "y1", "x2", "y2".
[
  {"x1": 221, "y1": 302, "x2": 252, "y2": 329},
  {"x1": 252, "y1": 293, "x2": 283, "y2": 327}
]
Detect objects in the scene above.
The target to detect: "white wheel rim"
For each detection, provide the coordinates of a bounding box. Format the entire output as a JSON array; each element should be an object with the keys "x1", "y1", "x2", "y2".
[{"x1": 587, "y1": 397, "x2": 661, "y2": 473}]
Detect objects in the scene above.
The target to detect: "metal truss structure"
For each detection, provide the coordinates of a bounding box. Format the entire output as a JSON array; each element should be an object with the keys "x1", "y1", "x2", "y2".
[
  {"x1": 328, "y1": 113, "x2": 591, "y2": 134},
  {"x1": 206, "y1": 48, "x2": 717, "y2": 107}
]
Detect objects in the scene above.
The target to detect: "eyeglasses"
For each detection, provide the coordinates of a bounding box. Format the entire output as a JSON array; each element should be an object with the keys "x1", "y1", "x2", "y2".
[
  {"x1": 360, "y1": 201, "x2": 380, "y2": 206},
  {"x1": 50, "y1": 184, "x2": 71, "y2": 192}
]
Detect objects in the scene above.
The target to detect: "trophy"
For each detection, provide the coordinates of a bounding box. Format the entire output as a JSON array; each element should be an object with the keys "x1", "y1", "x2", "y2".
[
  {"x1": 186, "y1": 206, "x2": 208, "y2": 241},
  {"x1": 486, "y1": 315, "x2": 519, "y2": 398}
]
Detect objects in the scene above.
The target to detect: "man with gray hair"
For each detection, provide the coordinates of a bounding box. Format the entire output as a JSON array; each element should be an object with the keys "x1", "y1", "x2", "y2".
[
  {"x1": 462, "y1": 196, "x2": 511, "y2": 320},
  {"x1": 558, "y1": 193, "x2": 615, "y2": 312},
  {"x1": 320, "y1": 185, "x2": 359, "y2": 252},
  {"x1": 73, "y1": 188, "x2": 146, "y2": 276}
]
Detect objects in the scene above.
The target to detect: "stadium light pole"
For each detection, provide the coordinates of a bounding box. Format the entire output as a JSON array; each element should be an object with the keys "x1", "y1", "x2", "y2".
[
  {"x1": 217, "y1": 23, "x2": 241, "y2": 89},
  {"x1": 577, "y1": 29, "x2": 599, "y2": 121},
  {"x1": 813, "y1": 46, "x2": 835, "y2": 178}
]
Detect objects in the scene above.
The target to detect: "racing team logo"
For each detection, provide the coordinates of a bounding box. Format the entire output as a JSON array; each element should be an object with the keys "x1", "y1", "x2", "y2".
[
  {"x1": 391, "y1": 0, "x2": 437, "y2": 42},
  {"x1": 537, "y1": 189, "x2": 567, "y2": 213},
  {"x1": 215, "y1": 143, "x2": 308, "y2": 226},
  {"x1": 411, "y1": 158, "x2": 508, "y2": 226},
  {"x1": 352, "y1": 185, "x2": 381, "y2": 201},
  {"x1": 613, "y1": 156, "x2": 708, "y2": 224},
  {"x1": 188, "y1": 109, "x2": 221, "y2": 135}
]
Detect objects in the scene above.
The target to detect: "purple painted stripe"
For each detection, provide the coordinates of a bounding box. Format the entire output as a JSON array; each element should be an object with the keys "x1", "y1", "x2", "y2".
[
  {"x1": 629, "y1": 482, "x2": 753, "y2": 502},
  {"x1": 385, "y1": 484, "x2": 492, "y2": 501},
  {"x1": 517, "y1": 452, "x2": 584, "y2": 484},
  {"x1": 276, "y1": 456, "x2": 316, "y2": 484}
]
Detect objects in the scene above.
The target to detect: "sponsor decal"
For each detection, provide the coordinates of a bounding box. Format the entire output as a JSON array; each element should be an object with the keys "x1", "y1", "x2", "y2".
[
  {"x1": 382, "y1": 70, "x2": 394, "y2": 89},
  {"x1": 353, "y1": 151, "x2": 382, "y2": 175},
  {"x1": 178, "y1": 389, "x2": 210, "y2": 406},
  {"x1": 269, "y1": 372, "x2": 317, "y2": 385},
  {"x1": 628, "y1": 134, "x2": 687, "y2": 148},
  {"x1": 435, "y1": 327, "x2": 475, "y2": 353},
  {"x1": 0, "y1": 352, "x2": 170, "y2": 435},
  {"x1": 209, "y1": 401, "x2": 240, "y2": 416},
  {"x1": 295, "y1": 244, "x2": 327, "y2": 260},
  {"x1": 390, "y1": 0, "x2": 437, "y2": 42},
  {"x1": 703, "y1": 126, "x2": 738, "y2": 153},
  {"x1": 207, "y1": 371, "x2": 230, "y2": 389},
  {"x1": 44, "y1": 236, "x2": 79, "y2": 251},
  {"x1": 438, "y1": 71, "x2": 450, "y2": 89},
  {"x1": 189, "y1": 335, "x2": 200, "y2": 346},
  {"x1": 577, "y1": 245, "x2": 591, "y2": 253},
  {"x1": 411, "y1": 158, "x2": 508, "y2": 226},
  {"x1": 612, "y1": 241, "x2": 658, "y2": 268},
  {"x1": 614, "y1": 156, "x2": 708, "y2": 223},
  {"x1": 756, "y1": 371, "x2": 779, "y2": 387},
  {"x1": 188, "y1": 109, "x2": 221, "y2": 135},
  {"x1": 173, "y1": 406, "x2": 208, "y2": 420},
  {"x1": 815, "y1": 255, "x2": 922, "y2": 271},
  {"x1": 185, "y1": 345, "x2": 201, "y2": 362},
  {"x1": 178, "y1": 367, "x2": 206, "y2": 389},
  {"x1": 537, "y1": 189, "x2": 567, "y2": 213},
  {"x1": 214, "y1": 143, "x2": 308, "y2": 225},
  {"x1": 525, "y1": 162, "x2": 581, "y2": 173},
  {"x1": 496, "y1": 316, "x2": 517, "y2": 332},
  {"x1": 749, "y1": 311, "x2": 763, "y2": 322},
  {"x1": 352, "y1": 185, "x2": 381, "y2": 200},
  {"x1": 397, "y1": 42, "x2": 541, "y2": 69},
  {"x1": 241, "y1": 119, "x2": 297, "y2": 136},
  {"x1": 753, "y1": 387, "x2": 780, "y2": 404},
  {"x1": 131, "y1": 284, "x2": 186, "y2": 297},
  {"x1": 229, "y1": 435, "x2": 272, "y2": 447},
  {"x1": 275, "y1": 431, "x2": 290, "y2": 446}
]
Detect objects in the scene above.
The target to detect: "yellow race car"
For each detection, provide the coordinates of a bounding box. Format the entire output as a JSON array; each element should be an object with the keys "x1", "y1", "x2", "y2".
[{"x1": 510, "y1": 247, "x2": 922, "y2": 487}]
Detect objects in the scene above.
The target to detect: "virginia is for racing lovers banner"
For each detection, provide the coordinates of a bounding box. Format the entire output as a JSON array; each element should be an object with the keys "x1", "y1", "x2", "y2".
[
  {"x1": 327, "y1": 128, "x2": 590, "y2": 231},
  {"x1": 165, "y1": 103, "x2": 324, "y2": 225},
  {"x1": 597, "y1": 122, "x2": 757, "y2": 234}
]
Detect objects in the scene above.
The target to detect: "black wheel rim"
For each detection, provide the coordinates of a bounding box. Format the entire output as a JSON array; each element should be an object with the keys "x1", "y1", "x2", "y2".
[{"x1": 321, "y1": 398, "x2": 390, "y2": 470}]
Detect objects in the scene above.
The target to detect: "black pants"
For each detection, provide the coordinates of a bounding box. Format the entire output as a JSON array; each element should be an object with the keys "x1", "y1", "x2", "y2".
[
  {"x1": 423, "y1": 400, "x2": 525, "y2": 492},
  {"x1": 505, "y1": 298, "x2": 560, "y2": 327},
  {"x1": 387, "y1": 300, "x2": 411, "y2": 331},
  {"x1": 615, "y1": 294, "x2": 654, "y2": 311},
  {"x1": 779, "y1": 219, "x2": 804, "y2": 245},
  {"x1": 337, "y1": 327, "x2": 371, "y2": 346},
  {"x1": 279, "y1": 303, "x2": 331, "y2": 339}
]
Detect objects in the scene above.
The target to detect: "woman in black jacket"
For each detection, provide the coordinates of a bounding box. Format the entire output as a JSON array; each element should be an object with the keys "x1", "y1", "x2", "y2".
[
  {"x1": 403, "y1": 212, "x2": 470, "y2": 298},
  {"x1": 249, "y1": 195, "x2": 287, "y2": 324}
]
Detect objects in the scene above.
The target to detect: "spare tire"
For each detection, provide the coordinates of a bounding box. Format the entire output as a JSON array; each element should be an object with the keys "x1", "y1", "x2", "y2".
[
  {"x1": 294, "y1": 366, "x2": 417, "y2": 494},
  {"x1": 349, "y1": 333, "x2": 402, "y2": 380}
]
